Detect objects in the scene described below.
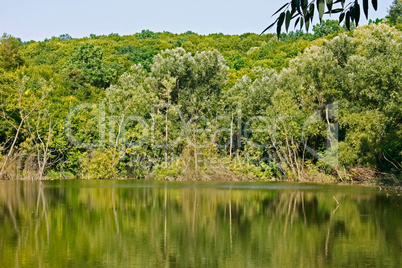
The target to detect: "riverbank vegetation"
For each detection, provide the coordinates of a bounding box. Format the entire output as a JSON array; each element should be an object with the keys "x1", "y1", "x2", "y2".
[{"x1": 0, "y1": 15, "x2": 401, "y2": 183}]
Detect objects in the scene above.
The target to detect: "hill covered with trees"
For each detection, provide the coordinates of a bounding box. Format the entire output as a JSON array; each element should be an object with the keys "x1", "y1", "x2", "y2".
[{"x1": 0, "y1": 19, "x2": 401, "y2": 183}]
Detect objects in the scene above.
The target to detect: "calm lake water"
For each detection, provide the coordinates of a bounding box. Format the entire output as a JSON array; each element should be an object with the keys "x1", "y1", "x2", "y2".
[{"x1": 0, "y1": 180, "x2": 401, "y2": 268}]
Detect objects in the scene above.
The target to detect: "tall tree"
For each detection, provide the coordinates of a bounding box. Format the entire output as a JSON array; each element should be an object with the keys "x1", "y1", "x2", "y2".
[
  {"x1": 150, "y1": 47, "x2": 228, "y2": 118},
  {"x1": 0, "y1": 34, "x2": 24, "y2": 71},
  {"x1": 388, "y1": 0, "x2": 402, "y2": 24},
  {"x1": 64, "y1": 43, "x2": 115, "y2": 89},
  {"x1": 105, "y1": 64, "x2": 152, "y2": 162},
  {"x1": 313, "y1": 19, "x2": 343, "y2": 37}
]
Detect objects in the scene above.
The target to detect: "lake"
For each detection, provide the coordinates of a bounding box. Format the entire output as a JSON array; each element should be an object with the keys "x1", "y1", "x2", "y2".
[{"x1": 0, "y1": 180, "x2": 401, "y2": 267}]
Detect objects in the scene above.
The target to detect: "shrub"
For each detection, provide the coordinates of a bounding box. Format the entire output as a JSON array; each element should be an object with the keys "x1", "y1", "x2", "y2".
[{"x1": 81, "y1": 149, "x2": 118, "y2": 179}]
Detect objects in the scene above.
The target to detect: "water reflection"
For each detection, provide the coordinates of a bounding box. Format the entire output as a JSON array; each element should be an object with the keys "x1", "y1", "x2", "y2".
[{"x1": 0, "y1": 181, "x2": 401, "y2": 267}]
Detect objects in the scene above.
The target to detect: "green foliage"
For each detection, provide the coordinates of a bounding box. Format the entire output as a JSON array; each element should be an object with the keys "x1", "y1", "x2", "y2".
[
  {"x1": 338, "y1": 110, "x2": 386, "y2": 167},
  {"x1": 0, "y1": 22, "x2": 401, "y2": 181},
  {"x1": 388, "y1": 0, "x2": 402, "y2": 25},
  {"x1": 117, "y1": 45, "x2": 157, "y2": 72},
  {"x1": 0, "y1": 34, "x2": 24, "y2": 70},
  {"x1": 135, "y1": 30, "x2": 159, "y2": 40},
  {"x1": 150, "y1": 47, "x2": 229, "y2": 117},
  {"x1": 267, "y1": 0, "x2": 380, "y2": 36},
  {"x1": 280, "y1": 30, "x2": 315, "y2": 41},
  {"x1": 59, "y1": 34, "x2": 73, "y2": 41},
  {"x1": 227, "y1": 53, "x2": 246, "y2": 70},
  {"x1": 313, "y1": 20, "x2": 343, "y2": 38},
  {"x1": 152, "y1": 161, "x2": 182, "y2": 180},
  {"x1": 230, "y1": 159, "x2": 273, "y2": 180},
  {"x1": 80, "y1": 148, "x2": 118, "y2": 179},
  {"x1": 64, "y1": 43, "x2": 116, "y2": 89}
]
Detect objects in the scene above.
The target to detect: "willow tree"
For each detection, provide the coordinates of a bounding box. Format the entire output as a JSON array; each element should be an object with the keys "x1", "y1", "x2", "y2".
[
  {"x1": 265, "y1": 0, "x2": 380, "y2": 36},
  {"x1": 105, "y1": 64, "x2": 152, "y2": 162},
  {"x1": 271, "y1": 23, "x2": 402, "y2": 176},
  {"x1": 149, "y1": 48, "x2": 229, "y2": 172},
  {"x1": 150, "y1": 47, "x2": 229, "y2": 118}
]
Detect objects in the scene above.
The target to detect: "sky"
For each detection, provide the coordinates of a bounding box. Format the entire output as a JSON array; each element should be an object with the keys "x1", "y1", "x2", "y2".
[{"x1": 0, "y1": 0, "x2": 394, "y2": 41}]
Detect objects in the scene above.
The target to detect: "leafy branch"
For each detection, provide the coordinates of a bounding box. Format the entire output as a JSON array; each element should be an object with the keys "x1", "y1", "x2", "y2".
[{"x1": 263, "y1": 0, "x2": 378, "y2": 37}]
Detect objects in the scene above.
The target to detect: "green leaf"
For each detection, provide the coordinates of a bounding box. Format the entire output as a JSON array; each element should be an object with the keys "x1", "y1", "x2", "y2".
[
  {"x1": 345, "y1": 11, "x2": 351, "y2": 30},
  {"x1": 300, "y1": 17, "x2": 304, "y2": 30},
  {"x1": 305, "y1": 17, "x2": 310, "y2": 32},
  {"x1": 296, "y1": 0, "x2": 303, "y2": 15},
  {"x1": 372, "y1": 0, "x2": 377, "y2": 11},
  {"x1": 339, "y1": 12, "x2": 345, "y2": 24},
  {"x1": 294, "y1": 16, "x2": 301, "y2": 28},
  {"x1": 291, "y1": 0, "x2": 297, "y2": 11},
  {"x1": 286, "y1": 10, "x2": 292, "y2": 32},
  {"x1": 277, "y1": 12, "x2": 286, "y2": 38},
  {"x1": 261, "y1": 18, "x2": 278, "y2": 35},
  {"x1": 334, "y1": 0, "x2": 345, "y2": 8},
  {"x1": 324, "y1": 8, "x2": 344, "y2": 14},
  {"x1": 354, "y1": 3, "x2": 360, "y2": 26},
  {"x1": 326, "y1": 0, "x2": 333, "y2": 12},
  {"x1": 309, "y1": 3, "x2": 315, "y2": 22},
  {"x1": 317, "y1": 0, "x2": 325, "y2": 22},
  {"x1": 340, "y1": 0, "x2": 345, "y2": 8},
  {"x1": 363, "y1": 0, "x2": 369, "y2": 19},
  {"x1": 302, "y1": 0, "x2": 308, "y2": 10},
  {"x1": 272, "y1": 3, "x2": 290, "y2": 17}
]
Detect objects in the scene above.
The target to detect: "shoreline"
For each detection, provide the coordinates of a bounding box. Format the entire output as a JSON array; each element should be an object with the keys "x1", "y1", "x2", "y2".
[{"x1": 2, "y1": 174, "x2": 400, "y2": 189}]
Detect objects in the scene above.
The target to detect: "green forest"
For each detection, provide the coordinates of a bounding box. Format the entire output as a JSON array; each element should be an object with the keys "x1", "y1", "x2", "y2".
[{"x1": 0, "y1": 7, "x2": 401, "y2": 183}]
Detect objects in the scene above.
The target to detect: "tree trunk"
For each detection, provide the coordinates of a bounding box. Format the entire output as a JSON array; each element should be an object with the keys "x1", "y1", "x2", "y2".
[
  {"x1": 165, "y1": 106, "x2": 168, "y2": 168},
  {"x1": 0, "y1": 120, "x2": 24, "y2": 178},
  {"x1": 237, "y1": 105, "x2": 242, "y2": 157},
  {"x1": 230, "y1": 111, "x2": 234, "y2": 159},
  {"x1": 113, "y1": 114, "x2": 126, "y2": 163},
  {"x1": 326, "y1": 106, "x2": 332, "y2": 148},
  {"x1": 38, "y1": 118, "x2": 52, "y2": 180}
]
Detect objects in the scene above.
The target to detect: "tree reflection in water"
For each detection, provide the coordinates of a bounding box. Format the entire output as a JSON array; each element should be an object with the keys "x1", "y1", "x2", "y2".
[{"x1": 0, "y1": 181, "x2": 401, "y2": 267}]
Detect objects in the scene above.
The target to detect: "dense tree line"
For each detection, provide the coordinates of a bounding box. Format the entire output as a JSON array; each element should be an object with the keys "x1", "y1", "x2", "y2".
[{"x1": 0, "y1": 19, "x2": 401, "y2": 182}]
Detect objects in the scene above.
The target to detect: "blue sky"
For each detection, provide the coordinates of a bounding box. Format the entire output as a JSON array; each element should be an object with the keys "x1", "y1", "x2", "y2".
[{"x1": 1, "y1": 0, "x2": 393, "y2": 41}]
